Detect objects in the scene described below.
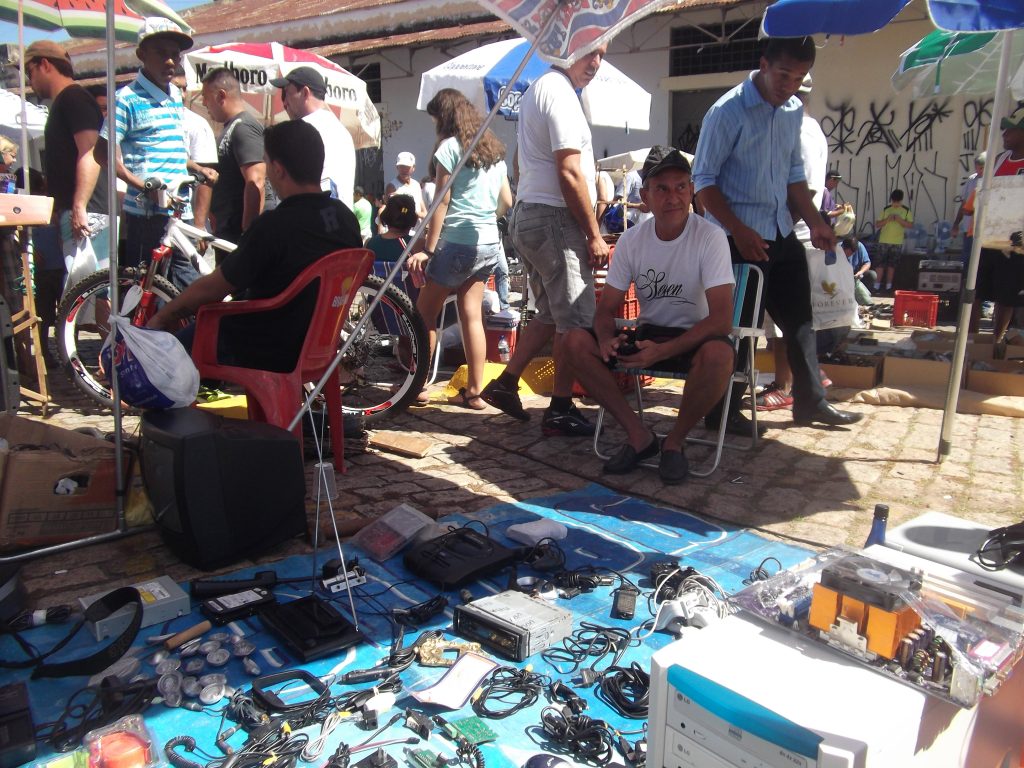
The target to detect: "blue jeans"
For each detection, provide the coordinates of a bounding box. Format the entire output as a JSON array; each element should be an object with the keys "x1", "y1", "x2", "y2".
[
  {"x1": 493, "y1": 248, "x2": 510, "y2": 310},
  {"x1": 124, "y1": 212, "x2": 199, "y2": 293}
]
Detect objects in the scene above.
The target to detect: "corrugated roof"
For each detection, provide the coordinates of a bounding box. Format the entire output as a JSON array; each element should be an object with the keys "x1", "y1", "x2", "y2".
[
  {"x1": 63, "y1": 0, "x2": 758, "y2": 73},
  {"x1": 313, "y1": 20, "x2": 511, "y2": 59}
]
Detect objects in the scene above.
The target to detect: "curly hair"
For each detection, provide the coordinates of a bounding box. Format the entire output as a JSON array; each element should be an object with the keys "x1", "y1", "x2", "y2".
[{"x1": 425, "y1": 88, "x2": 505, "y2": 170}]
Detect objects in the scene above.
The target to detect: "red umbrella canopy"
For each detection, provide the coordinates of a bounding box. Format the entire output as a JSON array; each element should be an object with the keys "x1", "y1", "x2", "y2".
[{"x1": 0, "y1": 0, "x2": 192, "y2": 41}]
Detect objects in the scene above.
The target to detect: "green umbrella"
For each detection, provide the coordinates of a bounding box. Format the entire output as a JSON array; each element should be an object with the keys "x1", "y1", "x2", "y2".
[{"x1": 892, "y1": 28, "x2": 1024, "y2": 98}]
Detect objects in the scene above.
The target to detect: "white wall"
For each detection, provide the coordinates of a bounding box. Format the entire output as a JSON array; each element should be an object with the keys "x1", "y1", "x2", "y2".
[{"x1": 368, "y1": 3, "x2": 1001, "y2": 243}]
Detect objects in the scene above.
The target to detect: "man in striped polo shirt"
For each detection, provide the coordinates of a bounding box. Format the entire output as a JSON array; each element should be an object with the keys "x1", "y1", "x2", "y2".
[{"x1": 95, "y1": 17, "x2": 198, "y2": 291}]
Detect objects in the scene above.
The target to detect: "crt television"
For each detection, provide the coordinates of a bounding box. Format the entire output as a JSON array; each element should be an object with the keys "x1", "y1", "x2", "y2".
[{"x1": 140, "y1": 407, "x2": 307, "y2": 570}]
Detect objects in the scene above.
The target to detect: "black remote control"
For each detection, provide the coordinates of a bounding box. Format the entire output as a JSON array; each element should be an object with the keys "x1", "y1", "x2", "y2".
[{"x1": 612, "y1": 585, "x2": 639, "y2": 620}]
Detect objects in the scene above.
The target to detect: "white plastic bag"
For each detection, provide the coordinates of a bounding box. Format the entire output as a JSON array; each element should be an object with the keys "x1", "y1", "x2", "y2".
[
  {"x1": 833, "y1": 204, "x2": 857, "y2": 237},
  {"x1": 63, "y1": 237, "x2": 98, "y2": 295},
  {"x1": 807, "y1": 248, "x2": 857, "y2": 330},
  {"x1": 100, "y1": 286, "x2": 200, "y2": 409}
]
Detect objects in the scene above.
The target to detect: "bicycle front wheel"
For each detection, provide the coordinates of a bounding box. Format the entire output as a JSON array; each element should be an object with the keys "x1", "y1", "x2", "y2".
[
  {"x1": 55, "y1": 268, "x2": 180, "y2": 407},
  {"x1": 340, "y1": 274, "x2": 430, "y2": 425}
]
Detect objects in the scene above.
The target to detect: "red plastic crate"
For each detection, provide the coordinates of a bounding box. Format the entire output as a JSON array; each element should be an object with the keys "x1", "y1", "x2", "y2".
[{"x1": 892, "y1": 290, "x2": 939, "y2": 328}]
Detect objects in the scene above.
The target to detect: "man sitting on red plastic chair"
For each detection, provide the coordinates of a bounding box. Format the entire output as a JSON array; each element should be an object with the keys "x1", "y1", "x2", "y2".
[
  {"x1": 147, "y1": 120, "x2": 362, "y2": 372},
  {"x1": 563, "y1": 147, "x2": 736, "y2": 485}
]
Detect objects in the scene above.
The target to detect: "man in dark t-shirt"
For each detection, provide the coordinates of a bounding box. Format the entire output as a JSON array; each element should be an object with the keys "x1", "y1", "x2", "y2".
[
  {"x1": 25, "y1": 40, "x2": 112, "y2": 270},
  {"x1": 201, "y1": 67, "x2": 266, "y2": 244},
  {"x1": 148, "y1": 120, "x2": 361, "y2": 372}
]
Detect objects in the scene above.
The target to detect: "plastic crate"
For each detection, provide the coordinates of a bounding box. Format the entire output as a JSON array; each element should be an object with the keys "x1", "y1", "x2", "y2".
[{"x1": 892, "y1": 291, "x2": 939, "y2": 328}]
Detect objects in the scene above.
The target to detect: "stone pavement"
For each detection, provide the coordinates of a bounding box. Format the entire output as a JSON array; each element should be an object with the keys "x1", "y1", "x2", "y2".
[{"x1": 8, "y1": 335, "x2": 1024, "y2": 611}]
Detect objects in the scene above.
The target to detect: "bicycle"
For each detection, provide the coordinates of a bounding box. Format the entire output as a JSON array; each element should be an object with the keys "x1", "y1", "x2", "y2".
[{"x1": 55, "y1": 174, "x2": 429, "y2": 425}]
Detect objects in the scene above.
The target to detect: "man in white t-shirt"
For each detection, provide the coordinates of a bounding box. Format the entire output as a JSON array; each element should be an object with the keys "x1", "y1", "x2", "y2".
[
  {"x1": 384, "y1": 153, "x2": 427, "y2": 223},
  {"x1": 271, "y1": 66, "x2": 355, "y2": 210},
  {"x1": 565, "y1": 147, "x2": 735, "y2": 484},
  {"x1": 481, "y1": 45, "x2": 610, "y2": 437}
]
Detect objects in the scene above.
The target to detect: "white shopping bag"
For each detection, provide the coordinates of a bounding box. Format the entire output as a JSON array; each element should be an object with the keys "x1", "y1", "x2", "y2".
[
  {"x1": 807, "y1": 248, "x2": 857, "y2": 331},
  {"x1": 99, "y1": 286, "x2": 200, "y2": 409}
]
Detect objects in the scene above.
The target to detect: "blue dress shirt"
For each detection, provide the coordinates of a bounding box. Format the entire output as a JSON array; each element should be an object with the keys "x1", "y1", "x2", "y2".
[{"x1": 692, "y1": 73, "x2": 806, "y2": 241}]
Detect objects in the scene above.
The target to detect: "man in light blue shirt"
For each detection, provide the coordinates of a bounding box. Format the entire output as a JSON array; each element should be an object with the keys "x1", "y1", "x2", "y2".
[
  {"x1": 96, "y1": 17, "x2": 198, "y2": 291},
  {"x1": 693, "y1": 36, "x2": 862, "y2": 428}
]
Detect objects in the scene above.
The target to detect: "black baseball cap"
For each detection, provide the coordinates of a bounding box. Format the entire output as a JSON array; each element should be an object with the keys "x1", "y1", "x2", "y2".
[
  {"x1": 641, "y1": 145, "x2": 691, "y2": 182},
  {"x1": 270, "y1": 66, "x2": 327, "y2": 98}
]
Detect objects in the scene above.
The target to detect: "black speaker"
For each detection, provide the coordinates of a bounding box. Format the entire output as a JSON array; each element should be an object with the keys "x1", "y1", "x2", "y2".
[{"x1": 141, "y1": 408, "x2": 308, "y2": 570}]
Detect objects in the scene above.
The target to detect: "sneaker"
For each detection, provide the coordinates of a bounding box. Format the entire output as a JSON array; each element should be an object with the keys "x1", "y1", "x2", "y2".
[
  {"x1": 481, "y1": 378, "x2": 529, "y2": 421},
  {"x1": 755, "y1": 383, "x2": 794, "y2": 411},
  {"x1": 542, "y1": 405, "x2": 595, "y2": 437}
]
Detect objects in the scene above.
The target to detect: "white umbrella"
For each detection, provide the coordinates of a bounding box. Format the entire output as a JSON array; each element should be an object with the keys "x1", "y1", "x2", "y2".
[
  {"x1": 0, "y1": 87, "x2": 47, "y2": 138},
  {"x1": 417, "y1": 37, "x2": 651, "y2": 131},
  {"x1": 184, "y1": 42, "x2": 381, "y2": 149}
]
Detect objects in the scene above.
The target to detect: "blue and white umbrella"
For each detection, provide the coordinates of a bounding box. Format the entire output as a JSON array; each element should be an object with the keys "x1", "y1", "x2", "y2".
[
  {"x1": 761, "y1": 0, "x2": 1024, "y2": 460},
  {"x1": 416, "y1": 37, "x2": 651, "y2": 131}
]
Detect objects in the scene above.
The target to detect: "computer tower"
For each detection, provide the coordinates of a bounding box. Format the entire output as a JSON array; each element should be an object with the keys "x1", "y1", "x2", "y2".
[{"x1": 141, "y1": 408, "x2": 307, "y2": 570}]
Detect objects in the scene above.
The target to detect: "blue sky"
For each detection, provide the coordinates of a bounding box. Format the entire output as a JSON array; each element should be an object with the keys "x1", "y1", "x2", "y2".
[{"x1": 1, "y1": 0, "x2": 205, "y2": 47}]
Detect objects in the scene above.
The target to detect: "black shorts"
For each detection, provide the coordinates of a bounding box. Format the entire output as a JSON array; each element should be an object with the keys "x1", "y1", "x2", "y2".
[{"x1": 591, "y1": 325, "x2": 733, "y2": 373}]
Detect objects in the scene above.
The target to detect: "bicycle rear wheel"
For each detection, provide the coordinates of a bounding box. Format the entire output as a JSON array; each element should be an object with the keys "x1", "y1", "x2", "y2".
[
  {"x1": 340, "y1": 274, "x2": 429, "y2": 425},
  {"x1": 55, "y1": 268, "x2": 180, "y2": 407}
]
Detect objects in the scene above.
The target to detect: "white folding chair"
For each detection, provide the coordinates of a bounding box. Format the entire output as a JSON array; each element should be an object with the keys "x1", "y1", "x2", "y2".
[{"x1": 592, "y1": 263, "x2": 765, "y2": 477}]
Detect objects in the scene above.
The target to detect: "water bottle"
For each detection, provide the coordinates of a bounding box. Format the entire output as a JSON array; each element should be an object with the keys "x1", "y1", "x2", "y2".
[
  {"x1": 497, "y1": 334, "x2": 510, "y2": 363},
  {"x1": 864, "y1": 504, "x2": 889, "y2": 548}
]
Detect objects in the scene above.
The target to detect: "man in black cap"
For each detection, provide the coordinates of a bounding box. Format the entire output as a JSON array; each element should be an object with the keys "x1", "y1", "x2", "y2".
[
  {"x1": 270, "y1": 66, "x2": 355, "y2": 211},
  {"x1": 564, "y1": 147, "x2": 736, "y2": 484}
]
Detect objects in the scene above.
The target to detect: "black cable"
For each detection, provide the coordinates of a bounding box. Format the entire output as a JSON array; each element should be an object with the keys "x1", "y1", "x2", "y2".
[
  {"x1": 597, "y1": 663, "x2": 650, "y2": 719},
  {"x1": 37, "y1": 676, "x2": 159, "y2": 752},
  {"x1": 471, "y1": 666, "x2": 548, "y2": 719},
  {"x1": 743, "y1": 557, "x2": 782, "y2": 585},
  {"x1": 540, "y1": 706, "x2": 615, "y2": 764},
  {"x1": 6, "y1": 604, "x2": 74, "y2": 632}
]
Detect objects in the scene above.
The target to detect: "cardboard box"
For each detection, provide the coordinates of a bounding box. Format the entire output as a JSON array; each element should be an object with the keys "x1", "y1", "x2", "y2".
[
  {"x1": 0, "y1": 416, "x2": 119, "y2": 550},
  {"x1": 965, "y1": 361, "x2": 1024, "y2": 398},
  {"x1": 820, "y1": 357, "x2": 882, "y2": 390},
  {"x1": 882, "y1": 355, "x2": 958, "y2": 389}
]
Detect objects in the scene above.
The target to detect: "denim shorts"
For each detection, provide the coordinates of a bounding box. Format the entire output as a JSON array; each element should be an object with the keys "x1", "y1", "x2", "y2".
[
  {"x1": 510, "y1": 202, "x2": 595, "y2": 332},
  {"x1": 426, "y1": 240, "x2": 501, "y2": 289}
]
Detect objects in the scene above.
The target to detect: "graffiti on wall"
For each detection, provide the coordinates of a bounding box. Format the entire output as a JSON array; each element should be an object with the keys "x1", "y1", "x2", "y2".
[{"x1": 818, "y1": 96, "x2": 974, "y2": 242}]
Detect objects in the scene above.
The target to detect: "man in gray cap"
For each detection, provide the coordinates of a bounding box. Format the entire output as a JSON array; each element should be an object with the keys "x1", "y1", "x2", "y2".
[
  {"x1": 270, "y1": 66, "x2": 355, "y2": 211},
  {"x1": 564, "y1": 147, "x2": 736, "y2": 484},
  {"x1": 95, "y1": 17, "x2": 198, "y2": 290}
]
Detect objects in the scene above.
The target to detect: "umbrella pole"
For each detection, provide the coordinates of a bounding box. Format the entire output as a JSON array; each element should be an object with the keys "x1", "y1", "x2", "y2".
[
  {"x1": 937, "y1": 29, "x2": 1015, "y2": 463},
  {"x1": 288, "y1": 9, "x2": 561, "y2": 433},
  {"x1": 106, "y1": 0, "x2": 126, "y2": 518}
]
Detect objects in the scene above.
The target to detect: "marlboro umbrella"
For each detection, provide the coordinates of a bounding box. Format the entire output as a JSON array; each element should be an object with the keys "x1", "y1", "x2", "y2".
[
  {"x1": 184, "y1": 42, "x2": 381, "y2": 149},
  {"x1": 417, "y1": 37, "x2": 651, "y2": 131}
]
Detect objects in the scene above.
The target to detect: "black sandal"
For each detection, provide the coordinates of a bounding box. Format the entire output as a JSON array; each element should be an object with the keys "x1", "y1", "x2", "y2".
[{"x1": 447, "y1": 387, "x2": 487, "y2": 410}]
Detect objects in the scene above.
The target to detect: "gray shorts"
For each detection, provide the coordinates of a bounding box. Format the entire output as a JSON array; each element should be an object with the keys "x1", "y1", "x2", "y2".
[{"x1": 510, "y1": 202, "x2": 595, "y2": 332}]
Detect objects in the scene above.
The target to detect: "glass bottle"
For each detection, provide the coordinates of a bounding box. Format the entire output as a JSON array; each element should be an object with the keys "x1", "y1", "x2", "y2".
[{"x1": 865, "y1": 504, "x2": 889, "y2": 548}]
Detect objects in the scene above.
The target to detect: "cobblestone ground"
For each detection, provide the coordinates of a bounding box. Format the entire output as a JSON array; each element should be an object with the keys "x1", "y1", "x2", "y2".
[{"x1": 9, "y1": 340, "x2": 1023, "y2": 609}]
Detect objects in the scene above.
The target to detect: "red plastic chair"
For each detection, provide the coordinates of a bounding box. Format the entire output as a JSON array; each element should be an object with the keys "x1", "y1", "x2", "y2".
[{"x1": 191, "y1": 248, "x2": 374, "y2": 472}]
